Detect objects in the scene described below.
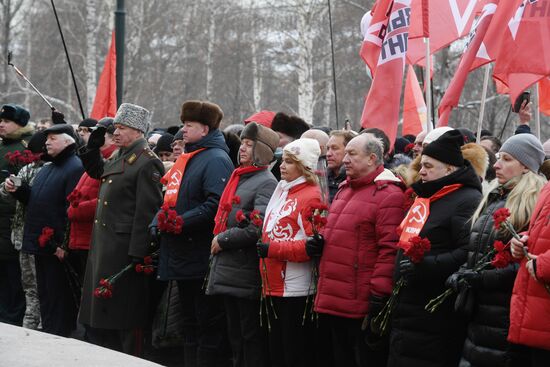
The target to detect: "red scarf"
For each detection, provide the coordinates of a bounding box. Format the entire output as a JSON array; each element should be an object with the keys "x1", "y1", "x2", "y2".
[
  {"x1": 213, "y1": 165, "x2": 266, "y2": 235},
  {"x1": 398, "y1": 183, "x2": 463, "y2": 246},
  {"x1": 161, "y1": 148, "x2": 206, "y2": 207}
]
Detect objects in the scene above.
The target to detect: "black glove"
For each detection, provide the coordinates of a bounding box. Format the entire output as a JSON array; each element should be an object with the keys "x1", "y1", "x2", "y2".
[
  {"x1": 399, "y1": 258, "x2": 416, "y2": 279},
  {"x1": 149, "y1": 226, "x2": 160, "y2": 247},
  {"x1": 51, "y1": 110, "x2": 66, "y2": 124},
  {"x1": 257, "y1": 241, "x2": 269, "y2": 258},
  {"x1": 364, "y1": 295, "x2": 390, "y2": 350},
  {"x1": 305, "y1": 233, "x2": 324, "y2": 257},
  {"x1": 446, "y1": 269, "x2": 481, "y2": 292},
  {"x1": 87, "y1": 125, "x2": 106, "y2": 150}
]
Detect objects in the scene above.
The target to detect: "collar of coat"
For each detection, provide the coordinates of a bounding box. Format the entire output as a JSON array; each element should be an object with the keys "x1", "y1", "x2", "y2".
[
  {"x1": 1, "y1": 124, "x2": 34, "y2": 144},
  {"x1": 341, "y1": 165, "x2": 402, "y2": 190}
]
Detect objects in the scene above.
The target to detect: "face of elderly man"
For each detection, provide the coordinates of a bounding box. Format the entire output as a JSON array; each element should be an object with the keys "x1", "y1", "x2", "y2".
[
  {"x1": 113, "y1": 124, "x2": 143, "y2": 148},
  {"x1": 45, "y1": 133, "x2": 73, "y2": 157},
  {"x1": 343, "y1": 134, "x2": 381, "y2": 180}
]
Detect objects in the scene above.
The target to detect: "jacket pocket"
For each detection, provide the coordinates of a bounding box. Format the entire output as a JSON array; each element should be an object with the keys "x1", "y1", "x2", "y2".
[{"x1": 114, "y1": 222, "x2": 133, "y2": 234}]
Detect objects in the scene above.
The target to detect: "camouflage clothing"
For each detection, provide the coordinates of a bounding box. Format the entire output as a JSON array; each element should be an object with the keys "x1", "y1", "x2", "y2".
[{"x1": 19, "y1": 252, "x2": 40, "y2": 329}]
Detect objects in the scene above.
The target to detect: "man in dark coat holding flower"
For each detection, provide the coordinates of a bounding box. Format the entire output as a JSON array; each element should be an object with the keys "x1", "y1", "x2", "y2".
[
  {"x1": 78, "y1": 103, "x2": 163, "y2": 356},
  {"x1": 152, "y1": 100, "x2": 233, "y2": 367},
  {"x1": 6, "y1": 123, "x2": 83, "y2": 337}
]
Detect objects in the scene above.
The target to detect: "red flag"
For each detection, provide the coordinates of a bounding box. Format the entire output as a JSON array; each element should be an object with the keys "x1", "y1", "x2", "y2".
[
  {"x1": 403, "y1": 65, "x2": 427, "y2": 135},
  {"x1": 469, "y1": 0, "x2": 525, "y2": 71},
  {"x1": 540, "y1": 77, "x2": 550, "y2": 116},
  {"x1": 409, "y1": 0, "x2": 429, "y2": 38},
  {"x1": 407, "y1": 0, "x2": 479, "y2": 65},
  {"x1": 437, "y1": 1, "x2": 498, "y2": 126},
  {"x1": 361, "y1": 0, "x2": 411, "y2": 150},
  {"x1": 493, "y1": 0, "x2": 550, "y2": 103},
  {"x1": 360, "y1": 0, "x2": 394, "y2": 75},
  {"x1": 90, "y1": 32, "x2": 117, "y2": 120}
]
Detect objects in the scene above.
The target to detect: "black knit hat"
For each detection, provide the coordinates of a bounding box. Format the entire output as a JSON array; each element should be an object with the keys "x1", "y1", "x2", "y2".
[
  {"x1": 28, "y1": 131, "x2": 47, "y2": 154},
  {"x1": 154, "y1": 133, "x2": 174, "y2": 154},
  {"x1": 0, "y1": 104, "x2": 30, "y2": 127},
  {"x1": 79, "y1": 118, "x2": 98, "y2": 128},
  {"x1": 422, "y1": 130, "x2": 465, "y2": 167}
]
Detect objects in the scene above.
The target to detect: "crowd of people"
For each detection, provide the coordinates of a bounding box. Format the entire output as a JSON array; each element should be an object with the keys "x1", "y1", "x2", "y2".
[{"x1": 0, "y1": 99, "x2": 550, "y2": 367}]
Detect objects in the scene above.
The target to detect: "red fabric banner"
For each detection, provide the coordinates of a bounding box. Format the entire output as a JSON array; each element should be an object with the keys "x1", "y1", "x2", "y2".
[
  {"x1": 403, "y1": 65, "x2": 427, "y2": 135},
  {"x1": 90, "y1": 32, "x2": 117, "y2": 120}
]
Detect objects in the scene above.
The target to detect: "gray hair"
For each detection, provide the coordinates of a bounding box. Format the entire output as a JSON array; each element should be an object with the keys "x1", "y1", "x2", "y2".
[
  {"x1": 59, "y1": 133, "x2": 76, "y2": 146},
  {"x1": 362, "y1": 133, "x2": 384, "y2": 165}
]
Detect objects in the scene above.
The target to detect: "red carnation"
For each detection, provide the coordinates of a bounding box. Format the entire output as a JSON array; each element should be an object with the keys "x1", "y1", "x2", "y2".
[
  {"x1": 493, "y1": 208, "x2": 511, "y2": 230},
  {"x1": 492, "y1": 250, "x2": 514, "y2": 268},
  {"x1": 403, "y1": 236, "x2": 431, "y2": 263},
  {"x1": 38, "y1": 227, "x2": 54, "y2": 248},
  {"x1": 135, "y1": 264, "x2": 143, "y2": 273},
  {"x1": 249, "y1": 210, "x2": 263, "y2": 227},
  {"x1": 93, "y1": 288, "x2": 102, "y2": 298},
  {"x1": 232, "y1": 196, "x2": 241, "y2": 205},
  {"x1": 493, "y1": 240, "x2": 506, "y2": 252},
  {"x1": 404, "y1": 143, "x2": 415, "y2": 153},
  {"x1": 143, "y1": 267, "x2": 154, "y2": 275},
  {"x1": 144, "y1": 256, "x2": 153, "y2": 265},
  {"x1": 235, "y1": 209, "x2": 247, "y2": 223}
]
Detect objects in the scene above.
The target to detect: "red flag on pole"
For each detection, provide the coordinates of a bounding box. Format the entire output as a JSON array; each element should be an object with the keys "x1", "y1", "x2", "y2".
[
  {"x1": 361, "y1": 0, "x2": 411, "y2": 150},
  {"x1": 90, "y1": 32, "x2": 117, "y2": 120},
  {"x1": 493, "y1": 0, "x2": 550, "y2": 103},
  {"x1": 540, "y1": 77, "x2": 550, "y2": 116},
  {"x1": 437, "y1": 1, "x2": 498, "y2": 126},
  {"x1": 407, "y1": 0, "x2": 479, "y2": 65},
  {"x1": 403, "y1": 65, "x2": 428, "y2": 135},
  {"x1": 360, "y1": 0, "x2": 395, "y2": 75}
]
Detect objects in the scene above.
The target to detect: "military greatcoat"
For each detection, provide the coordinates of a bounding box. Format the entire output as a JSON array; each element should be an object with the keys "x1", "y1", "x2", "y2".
[{"x1": 78, "y1": 138, "x2": 163, "y2": 329}]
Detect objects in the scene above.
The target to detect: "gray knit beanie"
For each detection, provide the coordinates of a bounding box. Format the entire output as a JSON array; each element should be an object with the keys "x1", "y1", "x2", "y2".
[
  {"x1": 113, "y1": 103, "x2": 151, "y2": 133},
  {"x1": 499, "y1": 133, "x2": 545, "y2": 173}
]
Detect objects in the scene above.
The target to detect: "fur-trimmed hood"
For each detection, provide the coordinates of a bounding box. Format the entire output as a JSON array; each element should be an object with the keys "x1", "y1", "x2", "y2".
[
  {"x1": 2, "y1": 124, "x2": 34, "y2": 143},
  {"x1": 405, "y1": 142, "x2": 489, "y2": 186}
]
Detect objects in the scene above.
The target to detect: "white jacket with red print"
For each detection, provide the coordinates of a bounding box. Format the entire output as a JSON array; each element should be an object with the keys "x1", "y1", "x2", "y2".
[{"x1": 262, "y1": 177, "x2": 323, "y2": 297}]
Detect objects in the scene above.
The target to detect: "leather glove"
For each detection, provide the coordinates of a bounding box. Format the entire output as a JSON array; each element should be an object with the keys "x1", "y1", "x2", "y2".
[
  {"x1": 51, "y1": 110, "x2": 66, "y2": 124},
  {"x1": 399, "y1": 258, "x2": 416, "y2": 279},
  {"x1": 87, "y1": 125, "x2": 106, "y2": 150},
  {"x1": 446, "y1": 269, "x2": 480, "y2": 292},
  {"x1": 364, "y1": 295, "x2": 390, "y2": 350},
  {"x1": 149, "y1": 226, "x2": 160, "y2": 247},
  {"x1": 256, "y1": 241, "x2": 269, "y2": 258},
  {"x1": 305, "y1": 233, "x2": 324, "y2": 257}
]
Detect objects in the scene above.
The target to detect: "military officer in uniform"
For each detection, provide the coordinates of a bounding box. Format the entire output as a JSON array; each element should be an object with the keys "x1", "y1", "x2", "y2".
[{"x1": 78, "y1": 103, "x2": 164, "y2": 356}]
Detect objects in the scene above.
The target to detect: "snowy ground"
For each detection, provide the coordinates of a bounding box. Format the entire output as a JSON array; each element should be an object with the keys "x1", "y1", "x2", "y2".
[{"x1": 0, "y1": 322, "x2": 162, "y2": 366}]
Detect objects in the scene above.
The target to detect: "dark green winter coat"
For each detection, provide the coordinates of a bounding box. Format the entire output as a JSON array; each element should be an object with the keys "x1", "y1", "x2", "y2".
[{"x1": 78, "y1": 138, "x2": 164, "y2": 330}]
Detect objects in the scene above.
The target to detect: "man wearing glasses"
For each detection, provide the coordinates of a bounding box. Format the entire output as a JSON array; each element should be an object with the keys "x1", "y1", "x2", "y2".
[{"x1": 77, "y1": 119, "x2": 98, "y2": 144}]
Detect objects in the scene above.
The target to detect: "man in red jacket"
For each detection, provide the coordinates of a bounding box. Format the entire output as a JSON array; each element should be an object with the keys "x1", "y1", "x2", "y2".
[{"x1": 313, "y1": 133, "x2": 405, "y2": 367}]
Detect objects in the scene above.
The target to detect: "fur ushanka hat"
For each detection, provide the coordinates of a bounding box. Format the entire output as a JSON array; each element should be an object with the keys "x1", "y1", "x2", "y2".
[
  {"x1": 240, "y1": 122, "x2": 280, "y2": 166},
  {"x1": 180, "y1": 100, "x2": 224, "y2": 130},
  {"x1": 270, "y1": 112, "x2": 310, "y2": 140}
]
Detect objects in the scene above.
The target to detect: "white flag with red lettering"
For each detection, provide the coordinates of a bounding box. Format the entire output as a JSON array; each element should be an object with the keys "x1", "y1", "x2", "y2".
[{"x1": 361, "y1": 0, "x2": 411, "y2": 150}]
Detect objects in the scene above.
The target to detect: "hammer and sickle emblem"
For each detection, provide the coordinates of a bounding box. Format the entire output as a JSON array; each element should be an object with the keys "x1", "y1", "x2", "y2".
[{"x1": 408, "y1": 202, "x2": 428, "y2": 224}]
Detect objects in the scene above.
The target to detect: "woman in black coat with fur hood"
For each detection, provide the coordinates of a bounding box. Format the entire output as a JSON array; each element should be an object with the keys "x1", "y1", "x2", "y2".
[{"x1": 388, "y1": 130, "x2": 483, "y2": 367}]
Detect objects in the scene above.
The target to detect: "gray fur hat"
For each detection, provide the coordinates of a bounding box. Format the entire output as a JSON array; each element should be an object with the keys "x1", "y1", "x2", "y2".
[
  {"x1": 240, "y1": 122, "x2": 280, "y2": 166},
  {"x1": 113, "y1": 103, "x2": 151, "y2": 133}
]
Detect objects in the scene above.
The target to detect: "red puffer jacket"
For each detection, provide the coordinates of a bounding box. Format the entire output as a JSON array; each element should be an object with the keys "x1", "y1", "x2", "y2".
[
  {"x1": 315, "y1": 165, "x2": 405, "y2": 319},
  {"x1": 509, "y1": 182, "x2": 550, "y2": 350},
  {"x1": 67, "y1": 145, "x2": 117, "y2": 250}
]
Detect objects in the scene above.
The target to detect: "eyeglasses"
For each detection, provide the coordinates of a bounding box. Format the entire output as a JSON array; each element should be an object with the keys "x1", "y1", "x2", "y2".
[{"x1": 78, "y1": 127, "x2": 91, "y2": 133}]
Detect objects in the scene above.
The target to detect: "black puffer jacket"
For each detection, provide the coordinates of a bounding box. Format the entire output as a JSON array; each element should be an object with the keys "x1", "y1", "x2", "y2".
[
  {"x1": 206, "y1": 169, "x2": 277, "y2": 300},
  {"x1": 459, "y1": 187, "x2": 525, "y2": 367},
  {"x1": 388, "y1": 162, "x2": 483, "y2": 367}
]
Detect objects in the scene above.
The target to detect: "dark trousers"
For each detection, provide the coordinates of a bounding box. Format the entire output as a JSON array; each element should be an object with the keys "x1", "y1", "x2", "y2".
[
  {"x1": 86, "y1": 326, "x2": 144, "y2": 356},
  {"x1": 35, "y1": 254, "x2": 77, "y2": 337},
  {"x1": 267, "y1": 296, "x2": 314, "y2": 367},
  {"x1": 0, "y1": 257, "x2": 25, "y2": 326},
  {"x1": 177, "y1": 279, "x2": 231, "y2": 367},
  {"x1": 224, "y1": 295, "x2": 268, "y2": 367},
  {"x1": 327, "y1": 314, "x2": 388, "y2": 367},
  {"x1": 531, "y1": 347, "x2": 550, "y2": 367}
]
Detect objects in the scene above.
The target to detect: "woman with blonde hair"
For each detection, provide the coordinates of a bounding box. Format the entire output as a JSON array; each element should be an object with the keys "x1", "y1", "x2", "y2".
[
  {"x1": 446, "y1": 133, "x2": 547, "y2": 367},
  {"x1": 256, "y1": 138, "x2": 324, "y2": 367}
]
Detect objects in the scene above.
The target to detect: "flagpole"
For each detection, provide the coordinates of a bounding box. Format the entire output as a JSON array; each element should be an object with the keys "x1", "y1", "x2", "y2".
[
  {"x1": 476, "y1": 64, "x2": 491, "y2": 144},
  {"x1": 424, "y1": 37, "x2": 432, "y2": 131},
  {"x1": 327, "y1": 0, "x2": 339, "y2": 129},
  {"x1": 534, "y1": 82, "x2": 541, "y2": 139}
]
